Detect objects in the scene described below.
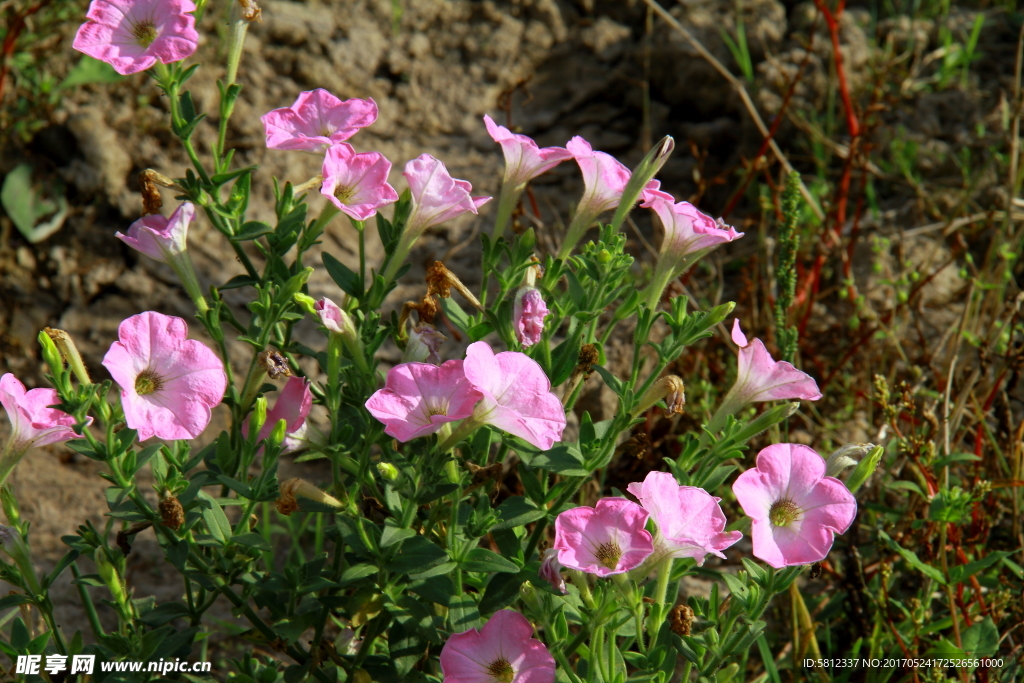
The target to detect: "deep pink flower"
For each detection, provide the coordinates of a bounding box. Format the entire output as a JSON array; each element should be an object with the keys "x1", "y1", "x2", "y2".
[
  {"x1": 513, "y1": 288, "x2": 549, "y2": 348},
  {"x1": 116, "y1": 202, "x2": 193, "y2": 262},
  {"x1": 538, "y1": 548, "x2": 567, "y2": 595},
  {"x1": 626, "y1": 471, "x2": 741, "y2": 566},
  {"x1": 462, "y1": 342, "x2": 565, "y2": 450},
  {"x1": 554, "y1": 498, "x2": 654, "y2": 577},
  {"x1": 440, "y1": 610, "x2": 555, "y2": 683},
  {"x1": 484, "y1": 115, "x2": 573, "y2": 189},
  {"x1": 250, "y1": 377, "x2": 312, "y2": 448},
  {"x1": 403, "y1": 154, "x2": 491, "y2": 235},
  {"x1": 261, "y1": 90, "x2": 378, "y2": 152},
  {"x1": 320, "y1": 144, "x2": 398, "y2": 221},
  {"x1": 73, "y1": 0, "x2": 199, "y2": 76},
  {"x1": 0, "y1": 374, "x2": 82, "y2": 484},
  {"x1": 102, "y1": 312, "x2": 227, "y2": 441},
  {"x1": 732, "y1": 443, "x2": 857, "y2": 568},
  {"x1": 364, "y1": 361, "x2": 482, "y2": 441},
  {"x1": 726, "y1": 319, "x2": 822, "y2": 406}
]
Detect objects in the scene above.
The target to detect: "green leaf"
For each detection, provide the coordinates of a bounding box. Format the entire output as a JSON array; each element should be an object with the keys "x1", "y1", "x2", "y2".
[
  {"x1": 878, "y1": 530, "x2": 945, "y2": 584},
  {"x1": 231, "y1": 532, "x2": 272, "y2": 552},
  {"x1": 195, "y1": 491, "x2": 232, "y2": 545},
  {"x1": 591, "y1": 364, "x2": 623, "y2": 395},
  {"x1": 340, "y1": 564, "x2": 378, "y2": 584},
  {"x1": 960, "y1": 616, "x2": 998, "y2": 657},
  {"x1": 549, "y1": 324, "x2": 583, "y2": 386},
  {"x1": 381, "y1": 520, "x2": 417, "y2": 548},
  {"x1": 493, "y1": 496, "x2": 546, "y2": 530},
  {"x1": 323, "y1": 252, "x2": 363, "y2": 298},
  {"x1": 948, "y1": 551, "x2": 1014, "y2": 585},
  {"x1": 439, "y1": 297, "x2": 472, "y2": 334},
  {"x1": 520, "y1": 445, "x2": 588, "y2": 477},
  {"x1": 479, "y1": 572, "x2": 525, "y2": 613},
  {"x1": 231, "y1": 221, "x2": 273, "y2": 241},
  {"x1": 460, "y1": 548, "x2": 520, "y2": 573},
  {"x1": 0, "y1": 594, "x2": 32, "y2": 611},
  {"x1": 59, "y1": 55, "x2": 126, "y2": 89},
  {"x1": 448, "y1": 594, "x2": 481, "y2": 632},
  {"x1": 1, "y1": 164, "x2": 68, "y2": 242},
  {"x1": 385, "y1": 535, "x2": 448, "y2": 575}
]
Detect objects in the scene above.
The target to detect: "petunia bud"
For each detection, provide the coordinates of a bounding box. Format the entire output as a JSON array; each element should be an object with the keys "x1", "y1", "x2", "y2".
[
  {"x1": 44, "y1": 327, "x2": 91, "y2": 384},
  {"x1": 826, "y1": 443, "x2": 875, "y2": 478},
  {"x1": 513, "y1": 287, "x2": 549, "y2": 348},
  {"x1": 293, "y1": 292, "x2": 318, "y2": 316},
  {"x1": 377, "y1": 462, "x2": 399, "y2": 481},
  {"x1": 539, "y1": 548, "x2": 568, "y2": 595},
  {"x1": 268, "y1": 418, "x2": 288, "y2": 448},
  {"x1": 277, "y1": 478, "x2": 343, "y2": 515},
  {"x1": 248, "y1": 396, "x2": 268, "y2": 442},
  {"x1": 845, "y1": 445, "x2": 884, "y2": 493},
  {"x1": 609, "y1": 135, "x2": 676, "y2": 231},
  {"x1": 632, "y1": 375, "x2": 685, "y2": 417},
  {"x1": 403, "y1": 324, "x2": 446, "y2": 364},
  {"x1": 315, "y1": 297, "x2": 370, "y2": 374}
]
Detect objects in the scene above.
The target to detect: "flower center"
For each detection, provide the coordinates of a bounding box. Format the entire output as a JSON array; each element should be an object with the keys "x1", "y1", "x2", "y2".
[
  {"x1": 768, "y1": 499, "x2": 801, "y2": 527},
  {"x1": 334, "y1": 185, "x2": 356, "y2": 203},
  {"x1": 134, "y1": 369, "x2": 164, "y2": 396},
  {"x1": 487, "y1": 659, "x2": 514, "y2": 683},
  {"x1": 595, "y1": 541, "x2": 622, "y2": 570},
  {"x1": 131, "y1": 20, "x2": 158, "y2": 48}
]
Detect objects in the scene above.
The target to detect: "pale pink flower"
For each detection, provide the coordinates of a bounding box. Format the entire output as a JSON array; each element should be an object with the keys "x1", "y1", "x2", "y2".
[
  {"x1": 512, "y1": 287, "x2": 549, "y2": 348},
  {"x1": 639, "y1": 179, "x2": 674, "y2": 205},
  {"x1": 484, "y1": 115, "x2": 573, "y2": 189},
  {"x1": 726, "y1": 319, "x2": 822, "y2": 406},
  {"x1": 732, "y1": 443, "x2": 857, "y2": 568},
  {"x1": 320, "y1": 144, "x2": 398, "y2": 221},
  {"x1": 403, "y1": 324, "x2": 446, "y2": 364},
  {"x1": 364, "y1": 361, "x2": 482, "y2": 442},
  {"x1": 73, "y1": 0, "x2": 199, "y2": 76},
  {"x1": 261, "y1": 90, "x2": 378, "y2": 152},
  {"x1": 462, "y1": 342, "x2": 565, "y2": 450},
  {"x1": 102, "y1": 311, "x2": 227, "y2": 441},
  {"x1": 567, "y1": 136, "x2": 633, "y2": 215},
  {"x1": 314, "y1": 297, "x2": 357, "y2": 339},
  {"x1": 248, "y1": 377, "x2": 312, "y2": 450},
  {"x1": 553, "y1": 498, "x2": 654, "y2": 577},
  {"x1": 0, "y1": 374, "x2": 81, "y2": 485},
  {"x1": 116, "y1": 202, "x2": 193, "y2": 262},
  {"x1": 441, "y1": 610, "x2": 555, "y2": 683},
  {"x1": 383, "y1": 154, "x2": 490, "y2": 282},
  {"x1": 403, "y1": 154, "x2": 491, "y2": 235},
  {"x1": 626, "y1": 471, "x2": 741, "y2": 566},
  {"x1": 538, "y1": 548, "x2": 567, "y2": 595},
  {"x1": 647, "y1": 196, "x2": 743, "y2": 272}
]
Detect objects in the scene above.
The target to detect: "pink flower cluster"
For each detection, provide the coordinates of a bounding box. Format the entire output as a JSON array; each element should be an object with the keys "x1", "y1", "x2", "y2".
[{"x1": 365, "y1": 341, "x2": 565, "y2": 450}]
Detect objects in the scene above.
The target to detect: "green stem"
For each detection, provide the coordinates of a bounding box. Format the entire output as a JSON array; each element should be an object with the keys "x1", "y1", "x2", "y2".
[
  {"x1": 648, "y1": 555, "x2": 675, "y2": 640},
  {"x1": 71, "y1": 563, "x2": 106, "y2": 639},
  {"x1": 557, "y1": 206, "x2": 599, "y2": 261},
  {"x1": 492, "y1": 183, "x2": 523, "y2": 243}
]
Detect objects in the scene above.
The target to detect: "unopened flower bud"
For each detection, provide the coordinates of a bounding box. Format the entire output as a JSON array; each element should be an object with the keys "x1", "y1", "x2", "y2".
[
  {"x1": 276, "y1": 478, "x2": 343, "y2": 516},
  {"x1": 268, "y1": 418, "x2": 288, "y2": 448},
  {"x1": 315, "y1": 297, "x2": 358, "y2": 341},
  {"x1": 597, "y1": 249, "x2": 612, "y2": 264},
  {"x1": 826, "y1": 443, "x2": 875, "y2": 478},
  {"x1": 539, "y1": 548, "x2": 568, "y2": 595},
  {"x1": 248, "y1": 397, "x2": 268, "y2": 441},
  {"x1": 294, "y1": 292, "x2": 318, "y2": 315},
  {"x1": 632, "y1": 375, "x2": 685, "y2": 416},
  {"x1": 44, "y1": 327, "x2": 91, "y2": 384},
  {"x1": 377, "y1": 462, "x2": 399, "y2": 481},
  {"x1": 845, "y1": 445, "x2": 884, "y2": 494},
  {"x1": 513, "y1": 287, "x2": 550, "y2": 348},
  {"x1": 403, "y1": 324, "x2": 446, "y2": 364}
]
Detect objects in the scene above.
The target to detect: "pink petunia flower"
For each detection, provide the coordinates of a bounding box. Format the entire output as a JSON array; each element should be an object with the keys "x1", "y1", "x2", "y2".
[
  {"x1": 440, "y1": 609, "x2": 555, "y2": 683},
  {"x1": 512, "y1": 287, "x2": 549, "y2": 348},
  {"x1": 247, "y1": 377, "x2": 313, "y2": 452},
  {"x1": 383, "y1": 155, "x2": 490, "y2": 282},
  {"x1": 725, "y1": 319, "x2": 822, "y2": 406},
  {"x1": 484, "y1": 115, "x2": 573, "y2": 190},
  {"x1": 462, "y1": 341, "x2": 565, "y2": 451},
  {"x1": 732, "y1": 443, "x2": 857, "y2": 568},
  {"x1": 538, "y1": 548, "x2": 567, "y2": 595},
  {"x1": 0, "y1": 374, "x2": 81, "y2": 485},
  {"x1": 116, "y1": 201, "x2": 193, "y2": 262},
  {"x1": 626, "y1": 471, "x2": 741, "y2": 566},
  {"x1": 554, "y1": 497, "x2": 654, "y2": 577},
  {"x1": 641, "y1": 196, "x2": 743, "y2": 308},
  {"x1": 320, "y1": 144, "x2": 399, "y2": 221},
  {"x1": 102, "y1": 311, "x2": 227, "y2": 441},
  {"x1": 73, "y1": 0, "x2": 199, "y2": 76},
  {"x1": 364, "y1": 361, "x2": 482, "y2": 442},
  {"x1": 261, "y1": 89, "x2": 378, "y2": 152}
]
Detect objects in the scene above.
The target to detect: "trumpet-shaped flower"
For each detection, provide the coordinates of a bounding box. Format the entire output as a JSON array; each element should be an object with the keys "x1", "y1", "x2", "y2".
[
  {"x1": 320, "y1": 144, "x2": 399, "y2": 221},
  {"x1": 462, "y1": 341, "x2": 565, "y2": 450},
  {"x1": 440, "y1": 609, "x2": 555, "y2": 683},
  {"x1": 261, "y1": 90, "x2": 378, "y2": 152},
  {"x1": 554, "y1": 497, "x2": 654, "y2": 576},
  {"x1": 116, "y1": 201, "x2": 193, "y2": 262},
  {"x1": 512, "y1": 287, "x2": 549, "y2": 348},
  {"x1": 102, "y1": 311, "x2": 227, "y2": 441},
  {"x1": 484, "y1": 115, "x2": 573, "y2": 190},
  {"x1": 726, "y1": 319, "x2": 822, "y2": 406},
  {"x1": 249, "y1": 377, "x2": 312, "y2": 450},
  {"x1": 0, "y1": 374, "x2": 81, "y2": 485},
  {"x1": 641, "y1": 196, "x2": 743, "y2": 309},
  {"x1": 538, "y1": 548, "x2": 567, "y2": 595},
  {"x1": 365, "y1": 361, "x2": 482, "y2": 441},
  {"x1": 383, "y1": 155, "x2": 490, "y2": 282},
  {"x1": 73, "y1": 0, "x2": 199, "y2": 75},
  {"x1": 732, "y1": 443, "x2": 857, "y2": 568},
  {"x1": 626, "y1": 471, "x2": 741, "y2": 566}
]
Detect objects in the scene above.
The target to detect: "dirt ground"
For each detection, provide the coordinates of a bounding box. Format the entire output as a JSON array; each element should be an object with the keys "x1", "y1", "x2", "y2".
[{"x1": 1, "y1": 0, "x2": 1021, "y2": 658}]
